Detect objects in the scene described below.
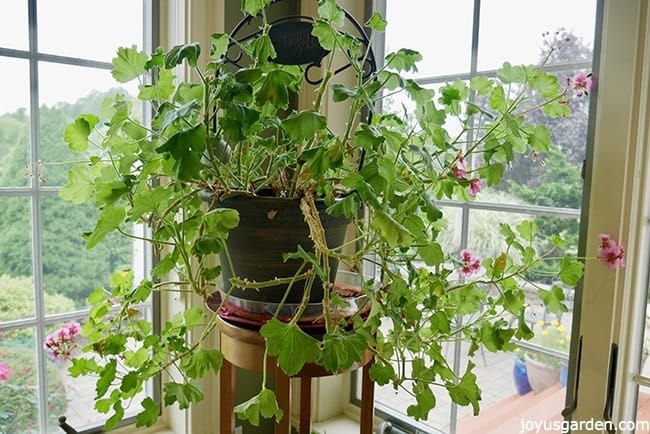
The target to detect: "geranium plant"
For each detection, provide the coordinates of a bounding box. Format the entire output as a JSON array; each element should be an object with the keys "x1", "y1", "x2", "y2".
[{"x1": 56, "y1": 0, "x2": 606, "y2": 429}]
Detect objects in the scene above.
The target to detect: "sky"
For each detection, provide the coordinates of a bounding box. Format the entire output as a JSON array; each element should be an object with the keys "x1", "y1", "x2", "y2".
[
  {"x1": 0, "y1": 0, "x2": 143, "y2": 115},
  {"x1": 0, "y1": 0, "x2": 597, "y2": 115}
]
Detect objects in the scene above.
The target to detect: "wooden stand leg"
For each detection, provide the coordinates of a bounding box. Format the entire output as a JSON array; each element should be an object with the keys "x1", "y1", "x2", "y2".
[
  {"x1": 275, "y1": 364, "x2": 291, "y2": 434},
  {"x1": 220, "y1": 359, "x2": 236, "y2": 434},
  {"x1": 299, "y1": 378, "x2": 312, "y2": 434},
  {"x1": 359, "y1": 362, "x2": 375, "y2": 434}
]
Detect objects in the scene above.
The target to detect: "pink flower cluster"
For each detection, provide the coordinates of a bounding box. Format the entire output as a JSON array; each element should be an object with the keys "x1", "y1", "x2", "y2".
[
  {"x1": 459, "y1": 249, "x2": 482, "y2": 277},
  {"x1": 451, "y1": 156, "x2": 483, "y2": 196},
  {"x1": 0, "y1": 362, "x2": 11, "y2": 381},
  {"x1": 598, "y1": 233, "x2": 625, "y2": 270},
  {"x1": 567, "y1": 72, "x2": 593, "y2": 97},
  {"x1": 43, "y1": 322, "x2": 81, "y2": 361}
]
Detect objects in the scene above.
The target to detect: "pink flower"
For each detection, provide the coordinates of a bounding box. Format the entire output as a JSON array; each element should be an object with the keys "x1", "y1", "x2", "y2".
[
  {"x1": 0, "y1": 362, "x2": 11, "y2": 381},
  {"x1": 469, "y1": 178, "x2": 483, "y2": 196},
  {"x1": 452, "y1": 156, "x2": 467, "y2": 179},
  {"x1": 459, "y1": 249, "x2": 481, "y2": 277},
  {"x1": 598, "y1": 234, "x2": 625, "y2": 269},
  {"x1": 567, "y1": 72, "x2": 593, "y2": 97},
  {"x1": 44, "y1": 322, "x2": 81, "y2": 361}
]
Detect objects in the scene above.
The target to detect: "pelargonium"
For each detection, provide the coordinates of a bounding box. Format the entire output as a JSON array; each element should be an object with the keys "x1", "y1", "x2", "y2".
[
  {"x1": 598, "y1": 233, "x2": 625, "y2": 270},
  {"x1": 43, "y1": 322, "x2": 81, "y2": 361},
  {"x1": 0, "y1": 362, "x2": 11, "y2": 381}
]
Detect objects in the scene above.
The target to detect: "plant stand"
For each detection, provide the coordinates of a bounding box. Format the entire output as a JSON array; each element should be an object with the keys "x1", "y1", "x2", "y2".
[{"x1": 216, "y1": 317, "x2": 375, "y2": 434}]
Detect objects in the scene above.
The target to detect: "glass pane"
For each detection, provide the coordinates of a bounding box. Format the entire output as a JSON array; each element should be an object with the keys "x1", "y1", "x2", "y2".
[
  {"x1": 0, "y1": 2, "x2": 28, "y2": 50},
  {"x1": 41, "y1": 196, "x2": 134, "y2": 313},
  {"x1": 37, "y1": 0, "x2": 144, "y2": 61},
  {"x1": 637, "y1": 385, "x2": 650, "y2": 433},
  {"x1": 0, "y1": 197, "x2": 34, "y2": 322},
  {"x1": 385, "y1": 0, "x2": 473, "y2": 78},
  {"x1": 0, "y1": 328, "x2": 55, "y2": 434},
  {"x1": 0, "y1": 57, "x2": 31, "y2": 187},
  {"x1": 495, "y1": 70, "x2": 590, "y2": 208},
  {"x1": 478, "y1": 0, "x2": 597, "y2": 71},
  {"x1": 38, "y1": 62, "x2": 139, "y2": 186}
]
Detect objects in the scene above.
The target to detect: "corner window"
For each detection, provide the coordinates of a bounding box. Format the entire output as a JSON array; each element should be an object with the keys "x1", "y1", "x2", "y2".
[
  {"x1": 360, "y1": 1, "x2": 598, "y2": 432},
  {"x1": 0, "y1": 2, "x2": 154, "y2": 432}
]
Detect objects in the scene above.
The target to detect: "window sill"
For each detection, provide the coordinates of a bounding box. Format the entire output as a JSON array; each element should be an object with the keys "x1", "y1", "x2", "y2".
[{"x1": 312, "y1": 415, "x2": 362, "y2": 434}]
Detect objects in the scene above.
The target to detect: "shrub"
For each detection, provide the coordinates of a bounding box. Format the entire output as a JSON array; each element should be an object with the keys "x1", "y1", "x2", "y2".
[{"x1": 0, "y1": 347, "x2": 68, "y2": 433}]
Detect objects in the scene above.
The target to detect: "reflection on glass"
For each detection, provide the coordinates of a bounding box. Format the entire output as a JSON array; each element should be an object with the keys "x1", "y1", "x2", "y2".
[
  {"x1": 38, "y1": 62, "x2": 139, "y2": 186},
  {"x1": 38, "y1": 0, "x2": 143, "y2": 61},
  {"x1": 41, "y1": 196, "x2": 134, "y2": 313},
  {"x1": 0, "y1": 197, "x2": 34, "y2": 322},
  {"x1": 0, "y1": 57, "x2": 30, "y2": 187},
  {"x1": 636, "y1": 385, "x2": 650, "y2": 433},
  {"x1": 0, "y1": 328, "x2": 53, "y2": 434},
  {"x1": 385, "y1": 0, "x2": 473, "y2": 78},
  {"x1": 0, "y1": 2, "x2": 28, "y2": 50},
  {"x1": 478, "y1": 0, "x2": 596, "y2": 71}
]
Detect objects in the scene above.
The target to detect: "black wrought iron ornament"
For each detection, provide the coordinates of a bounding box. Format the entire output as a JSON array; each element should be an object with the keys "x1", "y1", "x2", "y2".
[{"x1": 225, "y1": 0, "x2": 377, "y2": 85}]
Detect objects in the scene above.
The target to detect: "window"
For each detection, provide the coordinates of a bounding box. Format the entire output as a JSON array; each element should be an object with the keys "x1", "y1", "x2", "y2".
[
  {"x1": 0, "y1": 2, "x2": 154, "y2": 433},
  {"x1": 362, "y1": 1, "x2": 599, "y2": 432}
]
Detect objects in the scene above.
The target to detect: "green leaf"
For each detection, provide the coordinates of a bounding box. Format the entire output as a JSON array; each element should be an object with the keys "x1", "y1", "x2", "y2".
[
  {"x1": 365, "y1": 12, "x2": 387, "y2": 32},
  {"x1": 318, "y1": 0, "x2": 345, "y2": 26},
  {"x1": 96, "y1": 359, "x2": 117, "y2": 398},
  {"x1": 111, "y1": 46, "x2": 148, "y2": 83},
  {"x1": 489, "y1": 86, "x2": 506, "y2": 111},
  {"x1": 317, "y1": 333, "x2": 366, "y2": 373},
  {"x1": 84, "y1": 205, "x2": 126, "y2": 249},
  {"x1": 368, "y1": 361, "x2": 395, "y2": 386},
  {"x1": 120, "y1": 371, "x2": 140, "y2": 393},
  {"x1": 478, "y1": 163, "x2": 504, "y2": 186},
  {"x1": 249, "y1": 33, "x2": 277, "y2": 64},
  {"x1": 182, "y1": 348, "x2": 223, "y2": 378},
  {"x1": 543, "y1": 101, "x2": 571, "y2": 118},
  {"x1": 210, "y1": 33, "x2": 230, "y2": 59},
  {"x1": 163, "y1": 381, "x2": 204, "y2": 409},
  {"x1": 331, "y1": 83, "x2": 357, "y2": 102},
  {"x1": 538, "y1": 285, "x2": 569, "y2": 314},
  {"x1": 371, "y1": 210, "x2": 414, "y2": 248},
  {"x1": 234, "y1": 388, "x2": 283, "y2": 426},
  {"x1": 312, "y1": 21, "x2": 338, "y2": 51},
  {"x1": 385, "y1": 48, "x2": 422, "y2": 73},
  {"x1": 527, "y1": 125, "x2": 552, "y2": 152},
  {"x1": 281, "y1": 111, "x2": 327, "y2": 141},
  {"x1": 138, "y1": 69, "x2": 175, "y2": 101},
  {"x1": 156, "y1": 125, "x2": 207, "y2": 181},
  {"x1": 497, "y1": 62, "x2": 526, "y2": 84},
  {"x1": 64, "y1": 114, "x2": 99, "y2": 152},
  {"x1": 260, "y1": 318, "x2": 321, "y2": 376},
  {"x1": 530, "y1": 70, "x2": 561, "y2": 98},
  {"x1": 135, "y1": 397, "x2": 159, "y2": 427},
  {"x1": 68, "y1": 357, "x2": 101, "y2": 377},
  {"x1": 241, "y1": 0, "x2": 272, "y2": 16},
  {"x1": 407, "y1": 382, "x2": 436, "y2": 420},
  {"x1": 164, "y1": 43, "x2": 201, "y2": 68},
  {"x1": 59, "y1": 166, "x2": 94, "y2": 205},
  {"x1": 470, "y1": 76, "x2": 494, "y2": 96},
  {"x1": 124, "y1": 347, "x2": 150, "y2": 368},
  {"x1": 559, "y1": 256, "x2": 584, "y2": 286},
  {"x1": 183, "y1": 307, "x2": 205, "y2": 328},
  {"x1": 418, "y1": 243, "x2": 444, "y2": 267},
  {"x1": 105, "y1": 401, "x2": 125, "y2": 431},
  {"x1": 516, "y1": 220, "x2": 537, "y2": 242},
  {"x1": 479, "y1": 321, "x2": 516, "y2": 352},
  {"x1": 447, "y1": 362, "x2": 481, "y2": 415},
  {"x1": 256, "y1": 69, "x2": 294, "y2": 108}
]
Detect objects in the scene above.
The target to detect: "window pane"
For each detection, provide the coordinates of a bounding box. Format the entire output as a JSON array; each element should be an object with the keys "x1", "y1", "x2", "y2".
[
  {"x1": 41, "y1": 196, "x2": 134, "y2": 312},
  {"x1": 0, "y1": 197, "x2": 34, "y2": 322},
  {"x1": 0, "y1": 2, "x2": 28, "y2": 50},
  {"x1": 385, "y1": 0, "x2": 473, "y2": 78},
  {"x1": 38, "y1": 62, "x2": 138, "y2": 186},
  {"x1": 0, "y1": 57, "x2": 31, "y2": 187},
  {"x1": 0, "y1": 328, "x2": 58, "y2": 434},
  {"x1": 37, "y1": 0, "x2": 144, "y2": 61},
  {"x1": 478, "y1": 0, "x2": 596, "y2": 71}
]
